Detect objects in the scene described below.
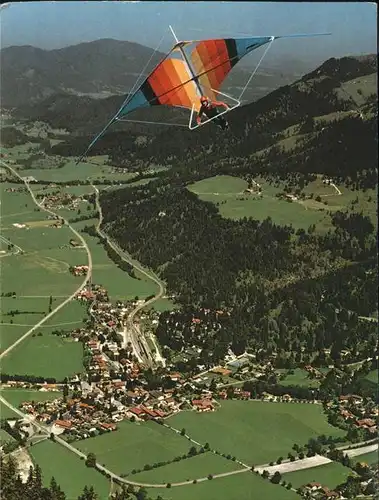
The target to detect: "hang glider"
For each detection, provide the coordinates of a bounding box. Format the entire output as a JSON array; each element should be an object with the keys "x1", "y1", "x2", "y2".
[{"x1": 77, "y1": 27, "x2": 331, "y2": 163}]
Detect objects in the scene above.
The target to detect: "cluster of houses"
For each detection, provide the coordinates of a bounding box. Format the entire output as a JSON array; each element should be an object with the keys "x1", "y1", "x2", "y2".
[
  {"x1": 70, "y1": 265, "x2": 89, "y2": 277},
  {"x1": 304, "y1": 365, "x2": 325, "y2": 380},
  {"x1": 42, "y1": 191, "x2": 85, "y2": 212},
  {"x1": 330, "y1": 394, "x2": 378, "y2": 436},
  {"x1": 302, "y1": 482, "x2": 339, "y2": 499}
]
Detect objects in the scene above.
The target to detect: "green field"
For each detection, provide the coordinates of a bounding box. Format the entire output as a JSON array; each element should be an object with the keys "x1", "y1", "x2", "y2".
[
  {"x1": 364, "y1": 369, "x2": 378, "y2": 384},
  {"x1": 13, "y1": 160, "x2": 136, "y2": 183},
  {"x1": 148, "y1": 297, "x2": 178, "y2": 312},
  {"x1": 278, "y1": 369, "x2": 321, "y2": 388},
  {"x1": 0, "y1": 298, "x2": 86, "y2": 352},
  {"x1": 146, "y1": 470, "x2": 298, "y2": 500},
  {"x1": 1, "y1": 301, "x2": 85, "y2": 379},
  {"x1": 188, "y1": 176, "x2": 329, "y2": 231},
  {"x1": 30, "y1": 440, "x2": 110, "y2": 500},
  {"x1": 169, "y1": 401, "x2": 344, "y2": 466},
  {"x1": 0, "y1": 428, "x2": 17, "y2": 443},
  {"x1": 352, "y1": 451, "x2": 378, "y2": 466},
  {"x1": 187, "y1": 174, "x2": 376, "y2": 232},
  {"x1": 0, "y1": 389, "x2": 62, "y2": 418},
  {"x1": 0, "y1": 183, "x2": 40, "y2": 222},
  {"x1": 74, "y1": 420, "x2": 192, "y2": 476},
  {"x1": 133, "y1": 451, "x2": 243, "y2": 484},
  {"x1": 73, "y1": 219, "x2": 159, "y2": 300},
  {"x1": 1, "y1": 307, "x2": 84, "y2": 380},
  {"x1": 283, "y1": 461, "x2": 351, "y2": 490}
]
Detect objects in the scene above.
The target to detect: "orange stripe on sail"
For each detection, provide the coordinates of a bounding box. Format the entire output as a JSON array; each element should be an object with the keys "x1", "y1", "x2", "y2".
[
  {"x1": 191, "y1": 40, "x2": 232, "y2": 95},
  {"x1": 147, "y1": 55, "x2": 198, "y2": 110}
]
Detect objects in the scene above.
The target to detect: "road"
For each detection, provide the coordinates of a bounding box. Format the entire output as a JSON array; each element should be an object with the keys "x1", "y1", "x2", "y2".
[
  {"x1": 344, "y1": 443, "x2": 378, "y2": 458},
  {"x1": 255, "y1": 454, "x2": 332, "y2": 475},
  {"x1": 0, "y1": 160, "x2": 93, "y2": 359},
  {"x1": 92, "y1": 185, "x2": 165, "y2": 367}
]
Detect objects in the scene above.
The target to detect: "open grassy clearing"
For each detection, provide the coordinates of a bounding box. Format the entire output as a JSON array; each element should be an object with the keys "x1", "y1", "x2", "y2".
[
  {"x1": 0, "y1": 182, "x2": 38, "y2": 218},
  {"x1": 147, "y1": 297, "x2": 178, "y2": 312},
  {"x1": 0, "y1": 428, "x2": 17, "y2": 443},
  {"x1": 188, "y1": 175, "x2": 248, "y2": 195},
  {"x1": 364, "y1": 369, "x2": 378, "y2": 384},
  {"x1": 73, "y1": 219, "x2": 158, "y2": 300},
  {"x1": 13, "y1": 160, "x2": 136, "y2": 183},
  {"x1": 30, "y1": 440, "x2": 110, "y2": 500},
  {"x1": 132, "y1": 451, "x2": 243, "y2": 484},
  {"x1": 188, "y1": 175, "x2": 330, "y2": 231},
  {"x1": 2, "y1": 143, "x2": 40, "y2": 159},
  {"x1": 169, "y1": 401, "x2": 344, "y2": 466},
  {"x1": 127, "y1": 177, "x2": 159, "y2": 187},
  {"x1": 352, "y1": 451, "x2": 378, "y2": 466},
  {"x1": 0, "y1": 296, "x2": 50, "y2": 349},
  {"x1": 337, "y1": 72, "x2": 377, "y2": 106},
  {"x1": 147, "y1": 470, "x2": 298, "y2": 500},
  {"x1": 0, "y1": 389, "x2": 62, "y2": 418},
  {"x1": 1, "y1": 301, "x2": 86, "y2": 379},
  {"x1": 74, "y1": 420, "x2": 192, "y2": 476},
  {"x1": 282, "y1": 461, "x2": 351, "y2": 490},
  {"x1": 188, "y1": 174, "x2": 376, "y2": 232},
  {"x1": 278, "y1": 369, "x2": 321, "y2": 388},
  {"x1": 1, "y1": 332, "x2": 83, "y2": 380},
  {"x1": 0, "y1": 251, "x2": 81, "y2": 296}
]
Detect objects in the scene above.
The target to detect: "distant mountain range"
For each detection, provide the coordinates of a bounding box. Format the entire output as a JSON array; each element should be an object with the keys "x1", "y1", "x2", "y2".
[{"x1": 1, "y1": 38, "x2": 313, "y2": 109}]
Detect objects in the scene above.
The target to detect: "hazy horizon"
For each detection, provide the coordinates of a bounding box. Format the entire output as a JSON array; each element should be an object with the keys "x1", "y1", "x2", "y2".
[{"x1": 1, "y1": 1, "x2": 377, "y2": 68}]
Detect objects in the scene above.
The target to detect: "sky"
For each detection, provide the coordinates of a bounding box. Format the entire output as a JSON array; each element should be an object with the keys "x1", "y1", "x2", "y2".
[{"x1": 0, "y1": 1, "x2": 377, "y2": 65}]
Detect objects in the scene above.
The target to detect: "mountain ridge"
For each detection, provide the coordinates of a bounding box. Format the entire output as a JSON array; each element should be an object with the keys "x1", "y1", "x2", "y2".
[{"x1": 1, "y1": 38, "x2": 320, "y2": 108}]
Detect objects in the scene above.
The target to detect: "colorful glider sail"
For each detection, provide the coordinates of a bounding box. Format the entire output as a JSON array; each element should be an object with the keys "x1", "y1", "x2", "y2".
[
  {"x1": 77, "y1": 30, "x2": 330, "y2": 162},
  {"x1": 118, "y1": 36, "x2": 273, "y2": 117}
]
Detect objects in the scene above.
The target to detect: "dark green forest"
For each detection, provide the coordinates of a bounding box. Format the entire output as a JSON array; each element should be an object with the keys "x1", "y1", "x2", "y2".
[{"x1": 89, "y1": 55, "x2": 378, "y2": 372}]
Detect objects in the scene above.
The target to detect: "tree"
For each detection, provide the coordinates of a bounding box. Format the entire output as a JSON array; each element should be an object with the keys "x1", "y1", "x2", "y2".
[
  {"x1": 204, "y1": 442, "x2": 210, "y2": 451},
  {"x1": 180, "y1": 428, "x2": 186, "y2": 436},
  {"x1": 136, "y1": 487, "x2": 148, "y2": 500},
  {"x1": 77, "y1": 485, "x2": 98, "y2": 500},
  {"x1": 207, "y1": 474, "x2": 213, "y2": 480},
  {"x1": 188, "y1": 446, "x2": 197, "y2": 456},
  {"x1": 271, "y1": 471, "x2": 282, "y2": 484},
  {"x1": 85, "y1": 453, "x2": 96, "y2": 468}
]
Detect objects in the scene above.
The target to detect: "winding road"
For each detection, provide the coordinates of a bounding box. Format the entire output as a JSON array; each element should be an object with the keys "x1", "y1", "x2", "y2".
[
  {"x1": 92, "y1": 184, "x2": 165, "y2": 367},
  {"x1": 0, "y1": 160, "x2": 92, "y2": 360}
]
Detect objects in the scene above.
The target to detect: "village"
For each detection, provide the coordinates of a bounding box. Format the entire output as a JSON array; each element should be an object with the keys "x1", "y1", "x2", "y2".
[
  {"x1": 1, "y1": 283, "x2": 259, "y2": 443},
  {"x1": 2, "y1": 281, "x2": 377, "y2": 451}
]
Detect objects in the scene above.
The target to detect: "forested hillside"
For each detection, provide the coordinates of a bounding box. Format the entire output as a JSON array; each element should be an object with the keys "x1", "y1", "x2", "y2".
[{"x1": 96, "y1": 54, "x2": 377, "y2": 368}]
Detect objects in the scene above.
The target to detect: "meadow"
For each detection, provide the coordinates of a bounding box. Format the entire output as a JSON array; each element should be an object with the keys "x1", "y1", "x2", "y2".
[
  {"x1": 278, "y1": 369, "x2": 321, "y2": 389},
  {"x1": 1, "y1": 301, "x2": 86, "y2": 380},
  {"x1": 30, "y1": 440, "x2": 110, "y2": 500},
  {"x1": 0, "y1": 428, "x2": 16, "y2": 443},
  {"x1": 74, "y1": 420, "x2": 192, "y2": 476},
  {"x1": 364, "y1": 369, "x2": 378, "y2": 384},
  {"x1": 352, "y1": 451, "x2": 378, "y2": 466},
  {"x1": 146, "y1": 470, "x2": 298, "y2": 500},
  {"x1": 148, "y1": 297, "x2": 177, "y2": 312},
  {"x1": 282, "y1": 461, "x2": 351, "y2": 490},
  {"x1": 187, "y1": 174, "x2": 376, "y2": 232},
  {"x1": 73, "y1": 219, "x2": 159, "y2": 301},
  {"x1": 13, "y1": 159, "x2": 136, "y2": 183},
  {"x1": 188, "y1": 175, "x2": 330, "y2": 231},
  {"x1": 169, "y1": 401, "x2": 344, "y2": 466},
  {"x1": 0, "y1": 389, "x2": 62, "y2": 419},
  {"x1": 132, "y1": 451, "x2": 243, "y2": 484}
]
